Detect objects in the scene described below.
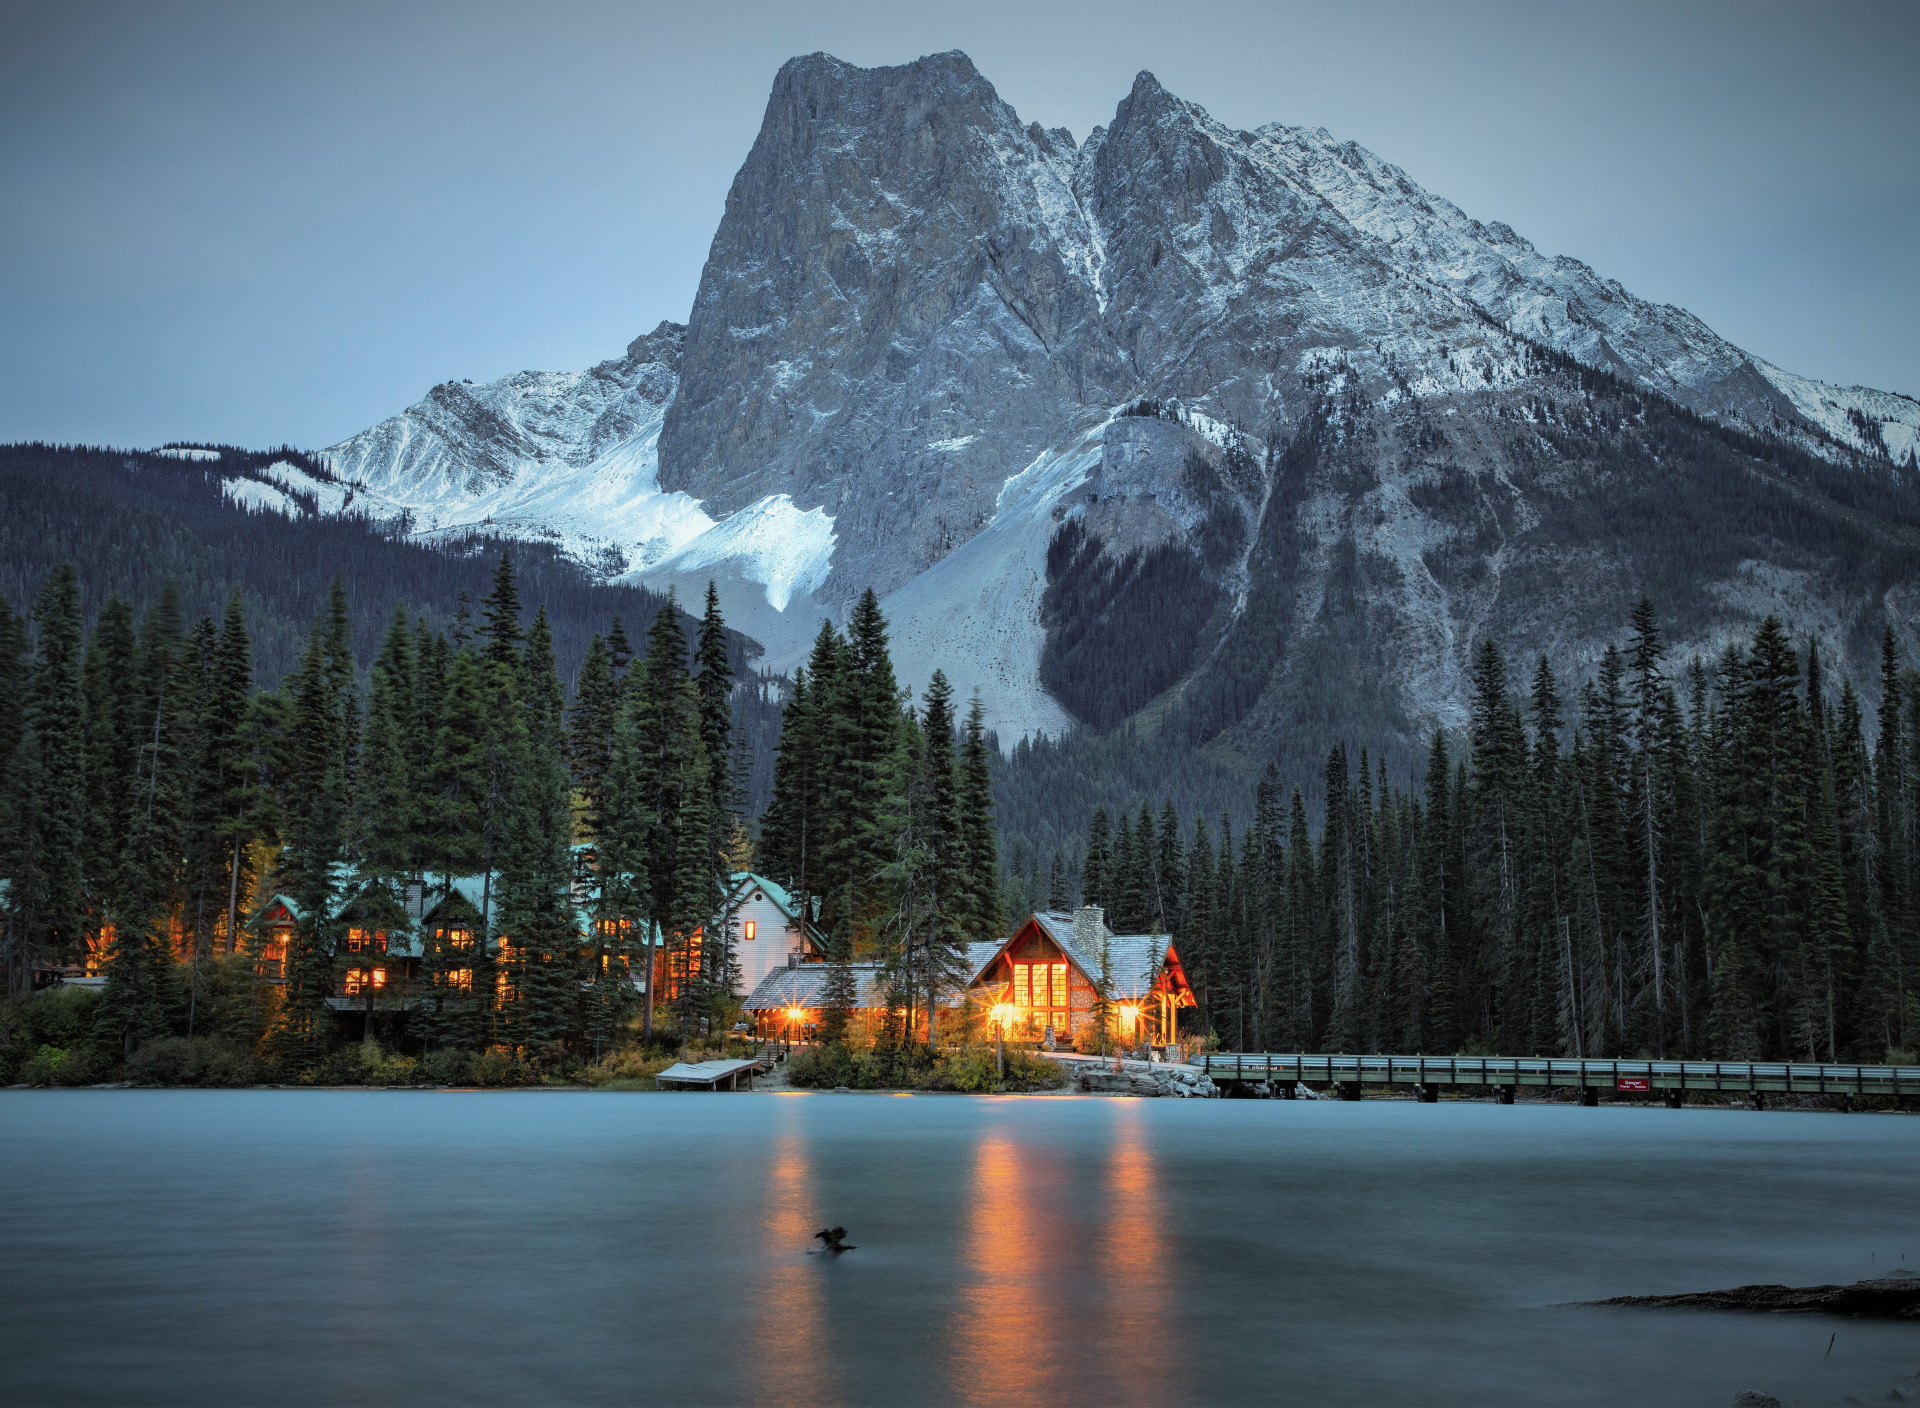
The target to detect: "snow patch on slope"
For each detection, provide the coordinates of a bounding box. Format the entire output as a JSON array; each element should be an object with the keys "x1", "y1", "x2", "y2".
[
  {"x1": 643, "y1": 495, "x2": 837, "y2": 612},
  {"x1": 261, "y1": 460, "x2": 351, "y2": 515},
  {"x1": 889, "y1": 415, "x2": 1113, "y2": 748},
  {"x1": 1752, "y1": 360, "x2": 1920, "y2": 464},
  {"x1": 222, "y1": 478, "x2": 302, "y2": 516}
]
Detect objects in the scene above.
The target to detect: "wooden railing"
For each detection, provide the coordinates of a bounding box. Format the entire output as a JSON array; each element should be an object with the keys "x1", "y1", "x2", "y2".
[{"x1": 1199, "y1": 1052, "x2": 1920, "y2": 1097}]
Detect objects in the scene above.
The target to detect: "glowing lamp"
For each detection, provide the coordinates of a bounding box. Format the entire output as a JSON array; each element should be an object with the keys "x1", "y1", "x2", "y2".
[
  {"x1": 1119, "y1": 1003, "x2": 1140, "y2": 1028},
  {"x1": 785, "y1": 1007, "x2": 805, "y2": 1023}
]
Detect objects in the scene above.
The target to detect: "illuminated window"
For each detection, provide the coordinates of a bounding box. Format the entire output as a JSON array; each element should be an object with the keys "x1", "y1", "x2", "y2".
[
  {"x1": 345, "y1": 968, "x2": 365, "y2": 994},
  {"x1": 1012, "y1": 963, "x2": 1031, "y2": 1009},
  {"x1": 447, "y1": 928, "x2": 473, "y2": 951},
  {"x1": 346, "y1": 928, "x2": 368, "y2": 953},
  {"x1": 1052, "y1": 964, "x2": 1068, "y2": 1016},
  {"x1": 446, "y1": 968, "x2": 473, "y2": 992},
  {"x1": 743, "y1": 920, "x2": 757, "y2": 941},
  {"x1": 372, "y1": 967, "x2": 386, "y2": 989}
]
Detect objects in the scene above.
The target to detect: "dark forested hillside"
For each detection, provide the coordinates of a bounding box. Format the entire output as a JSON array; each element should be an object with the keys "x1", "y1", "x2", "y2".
[
  {"x1": 1016, "y1": 603, "x2": 1920, "y2": 1065},
  {"x1": 0, "y1": 443, "x2": 761, "y2": 688}
]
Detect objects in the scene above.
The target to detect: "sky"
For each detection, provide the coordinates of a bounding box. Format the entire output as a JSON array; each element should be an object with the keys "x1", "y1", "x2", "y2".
[{"x1": 2, "y1": 0, "x2": 1915, "y2": 449}]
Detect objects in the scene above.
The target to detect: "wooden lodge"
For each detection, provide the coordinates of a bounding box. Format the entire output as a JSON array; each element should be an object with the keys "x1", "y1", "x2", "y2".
[
  {"x1": 962, "y1": 907, "x2": 1195, "y2": 1047},
  {"x1": 236, "y1": 868, "x2": 826, "y2": 1040},
  {"x1": 739, "y1": 905, "x2": 1197, "y2": 1048}
]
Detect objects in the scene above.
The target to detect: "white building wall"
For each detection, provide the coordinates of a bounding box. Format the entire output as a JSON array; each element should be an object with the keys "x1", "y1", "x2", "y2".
[{"x1": 730, "y1": 886, "x2": 807, "y2": 997}]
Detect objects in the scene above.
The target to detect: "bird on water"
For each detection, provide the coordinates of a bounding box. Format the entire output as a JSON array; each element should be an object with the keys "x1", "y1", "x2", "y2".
[{"x1": 814, "y1": 1227, "x2": 855, "y2": 1253}]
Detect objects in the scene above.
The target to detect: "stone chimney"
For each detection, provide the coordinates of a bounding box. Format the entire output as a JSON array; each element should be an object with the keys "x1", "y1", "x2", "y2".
[{"x1": 1072, "y1": 905, "x2": 1105, "y2": 954}]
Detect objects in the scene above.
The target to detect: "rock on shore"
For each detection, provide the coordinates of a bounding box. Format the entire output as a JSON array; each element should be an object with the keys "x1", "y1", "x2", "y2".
[
  {"x1": 1584, "y1": 1274, "x2": 1920, "y2": 1319},
  {"x1": 1072, "y1": 1061, "x2": 1218, "y2": 1098}
]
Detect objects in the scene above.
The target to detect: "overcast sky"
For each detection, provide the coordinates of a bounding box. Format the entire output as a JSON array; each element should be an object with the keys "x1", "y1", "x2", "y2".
[{"x1": 2, "y1": 0, "x2": 1915, "y2": 449}]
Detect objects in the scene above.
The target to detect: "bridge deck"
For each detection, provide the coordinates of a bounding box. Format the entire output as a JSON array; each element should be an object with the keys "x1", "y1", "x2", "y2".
[{"x1": 1199, "y1": 1053, "x2": 1920, "y2": 1097}]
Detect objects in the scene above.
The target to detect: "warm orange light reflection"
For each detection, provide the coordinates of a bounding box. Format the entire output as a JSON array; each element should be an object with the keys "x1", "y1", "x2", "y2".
[
  {"x1": 752, "y1": 1129, "x2": 834, "y2": 1407},
  {"x1": 1099, "y1": 1107, "x2": 1175, "y2": 1403},
  {"x1": 949, "y1": 1136, "x2": 1066, "y2": 1406},
  {"x1": 989, "y1": 1003, "x2": 1015, "y2": 1030}
]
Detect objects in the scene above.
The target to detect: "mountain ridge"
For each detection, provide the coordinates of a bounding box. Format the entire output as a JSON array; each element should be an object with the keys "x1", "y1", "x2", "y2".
[{"x1": 250, "y1": 50, "x2": 1916, "y2": 760}]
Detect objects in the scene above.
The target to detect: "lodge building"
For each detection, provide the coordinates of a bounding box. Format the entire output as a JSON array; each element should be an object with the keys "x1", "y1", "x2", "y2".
[
  {"x1": 246, "y1": 870, "x2": 826, "y2": 1037},
  {"x1": 742, "y1": 905, "x2": 1196, "y2": 1047}
]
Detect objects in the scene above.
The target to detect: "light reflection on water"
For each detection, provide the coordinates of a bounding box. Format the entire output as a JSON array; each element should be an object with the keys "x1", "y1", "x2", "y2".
[
  {"x1": 950, "y1": 1133, "x2": 1069, "y2": 1407},
  {"x1": 2, "y1": 1091, "x2": 1917, "y2": 1408}
]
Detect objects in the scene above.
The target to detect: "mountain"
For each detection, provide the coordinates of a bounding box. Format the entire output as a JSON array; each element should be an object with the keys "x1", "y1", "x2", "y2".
[{"x1": 292, "y1": 51, "x2": 1919, "y2": 771}]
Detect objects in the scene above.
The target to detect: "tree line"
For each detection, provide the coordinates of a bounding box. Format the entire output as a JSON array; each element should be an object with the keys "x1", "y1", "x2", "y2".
[
  {"x1": 757, "y1": 593, "x2": 1004, "y2": 1045},
  {"x1": 0, "y1": 552, "x2": 755, "y2": 1073},
  {"x1": 0, "y1": 552, "x2": 1008, "y2": 1077},
  {"x1": 1063, "y1": 601, "x2": 1920, "y2": 1063}
]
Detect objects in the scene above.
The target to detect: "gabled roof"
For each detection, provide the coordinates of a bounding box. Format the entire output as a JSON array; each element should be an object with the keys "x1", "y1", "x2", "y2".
[
  {"x1": 728, "y1": 872, "x2": 827, "y2": 945},
  {"x1": 961, "y1": 940, "x2": 1005, "y2": 985},
  {"x1": 742, "y1": 962, "x2": 894, "y2": 1011},
  {"x1": 976, "y1": 911, "x2": 1179, "y2": 1000}
]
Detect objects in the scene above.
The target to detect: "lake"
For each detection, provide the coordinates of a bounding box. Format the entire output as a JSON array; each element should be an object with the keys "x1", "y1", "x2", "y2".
[{"x1": 1, "y1": 1090, "x2": 1915, "y2": 1407}]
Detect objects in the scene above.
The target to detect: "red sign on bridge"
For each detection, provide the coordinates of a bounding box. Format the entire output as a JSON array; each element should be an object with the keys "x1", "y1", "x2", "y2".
[{"x1": 1616, "y1": 1077, "x2": 1651, "y2": 1092}]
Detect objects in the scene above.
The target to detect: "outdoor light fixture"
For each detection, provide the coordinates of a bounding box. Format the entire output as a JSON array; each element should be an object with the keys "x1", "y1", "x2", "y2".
[{"x1": 989, "y1": 1003, "x2": 1014, "y2": 1078}]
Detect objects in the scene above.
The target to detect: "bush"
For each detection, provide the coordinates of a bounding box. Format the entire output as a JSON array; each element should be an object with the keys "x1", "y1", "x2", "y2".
[
  {"x1": 467, "y1": 1046, "x2": 533, "y2": 1087},
  {"x1": 418, "y1": 1048, "x2": 474, "y2": 1085},
  {"x1": 787, "y1": 1041, "x2": 882, "y2": 1089},
  {"x1": 932, "y1": 1045, "x2": 999, "y2": 1092},
  {"x1": 1, "y1": 987, "x2": 102, "y2": 1081},
  {"x1": 17, "y1": 1044, "x2": 70, "y2": 1086},
  {"x1": 1003, "y1": 1048, "x2": 1066, "y2": 1090},
  {"x1": 129, "y1": 1037, "x2": 258, "y2": 1087},
  {"x1": 581, "y1": 1047, "x2": 678, "y2": 1090}
]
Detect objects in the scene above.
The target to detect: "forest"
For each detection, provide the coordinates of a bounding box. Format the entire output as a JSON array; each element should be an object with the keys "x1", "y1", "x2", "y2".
[
  {"x1": 0, "y1": 550, "x2": 1006, "y2": 1086},
  {"x1": 1030, "y1": 601, "x2": 1920, "y2": 1065}
]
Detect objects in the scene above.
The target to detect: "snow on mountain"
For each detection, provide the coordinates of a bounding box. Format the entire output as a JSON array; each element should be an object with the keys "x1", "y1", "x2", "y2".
[
  {"x1": 885, "y1": 414, "x2": 1112, "y2": 742},
  {"x1": 303, "y1": 51, "x2": 1916, "y2": 752},
  {"x1": 641, "y1": 494, "x2": 836, "y2": 612},
  {"x1": 221, "y1": 477, "x2": 302, "y2": 516}
]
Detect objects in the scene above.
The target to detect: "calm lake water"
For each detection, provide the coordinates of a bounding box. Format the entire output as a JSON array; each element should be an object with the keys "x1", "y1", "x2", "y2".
[{"x1": 1, "y1": 1091, "x2": 1915, "y2": 1408}]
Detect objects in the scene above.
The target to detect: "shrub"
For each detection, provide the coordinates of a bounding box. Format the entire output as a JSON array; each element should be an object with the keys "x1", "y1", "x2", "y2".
[
  {"x1": 1, "y1": 987, "x2": 102, "y2": 1080},
  {"x1": 418, "y1": 1049, "x2": 474, "y2": 1086},
  {"x1": 1004, "y1": 1049, "x2": 1067, "y2": 1091},
  {"x1": 17, "y1": 1044, "x2": 70, "y2": 1086},
  {"x1": 468, "y1": 1046, "x2": 532, "y2": 1087},
  {"x1": 787, "y1": 1042, "x2": 882, "y2": 1089},
  {"x1": 581, "y1": 1047, "x2": 676, "y2": 1090},
  {"x1": 129, "y1": 1037, "x2": 258, "y2": 1087},
  {"x1": 932, "y1": 1045, "x2": 999, "y2": 1092}
]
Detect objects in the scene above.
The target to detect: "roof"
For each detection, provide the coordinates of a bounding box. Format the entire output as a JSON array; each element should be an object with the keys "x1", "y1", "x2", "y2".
[
  {"x1": 962, "y1": 940, "x2": 1005, "y2": 985},
  {"x1": 729, "y1": 872, "x2": 827, "y2": 945},
  {"x1": 979, "y1": 911, "x2": 1176, "y2": 1000},
  {"x1": 742, "y1": 962, "x2": 896, "y2": 1011}
]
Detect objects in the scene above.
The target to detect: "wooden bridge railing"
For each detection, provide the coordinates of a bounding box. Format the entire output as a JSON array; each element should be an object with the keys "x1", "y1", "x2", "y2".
[{"x1": 1199, "y1": 1052, "x2": 1920, "y2": 1098}]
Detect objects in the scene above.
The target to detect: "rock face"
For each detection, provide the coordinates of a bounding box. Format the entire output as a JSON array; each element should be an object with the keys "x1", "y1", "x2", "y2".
[
  {"x1": 312, "y1": 51, "x2": 1920, "y2": 756},
  {"x1": 659, "y1": 51, "x2": 1124, "y2": 601}
]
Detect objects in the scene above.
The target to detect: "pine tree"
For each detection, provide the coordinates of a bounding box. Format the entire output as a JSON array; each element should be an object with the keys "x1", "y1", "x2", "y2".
[
  {"x1": 957, "y1": 694, "x2": 1005, "y2": 945},
  {"x1": 1082, "y1": 806, "x2": 1112, "y2": 909},
  {"x1": 5, "y1": 565, "x2": 89, "y2": 992},
  {"x1": 496, "y1": 608, "x2": 579, "y2": 1058}
]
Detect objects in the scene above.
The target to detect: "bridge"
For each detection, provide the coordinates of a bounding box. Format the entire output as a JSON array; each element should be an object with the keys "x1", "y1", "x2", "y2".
[{"x1": 1196, "y1": 1052, "x2": 1920, "y2": 1108}]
